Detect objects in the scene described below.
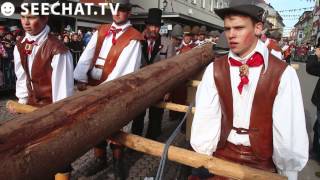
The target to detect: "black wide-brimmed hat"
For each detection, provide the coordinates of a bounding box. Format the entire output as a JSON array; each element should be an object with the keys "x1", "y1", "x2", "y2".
[
  {"x1": 270, "y1": 31, "x2": 282, "y2": 41},
  {"x1": 213, "y1": 32, "x2": 229, "y2": 55},
  {"x1": 183, "y1": 25, "x2": 193, "y2": 36},
  {"x1": 145, "y1": 8, "x2": 163, "y2": 26},
  {"x1": 214, "y1": 0, "x2": 266, "y2": 22},
  {"x1": 171, "y1": 24, "x2": 183, "y2": 39},
  {"x1": 111, "y1": 0, "x2": 141, "y2": 11},
  {"x1": 208, "y1": 30, "x2": 220, "y2": 38}
]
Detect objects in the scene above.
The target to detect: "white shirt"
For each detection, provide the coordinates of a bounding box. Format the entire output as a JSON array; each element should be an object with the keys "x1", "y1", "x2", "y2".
[
  {"x1": 147, "y1": 39, "x2": 155, "y2": 59},
  {"x1": 190, "y1": 40, "x2": 308, "y2": 180},
  {"x1": 14, "y1": 25, "x2": 74, "y2": 104},
  {"x1": 74, "y1": 21, "x2": 142, "y2": 84}
]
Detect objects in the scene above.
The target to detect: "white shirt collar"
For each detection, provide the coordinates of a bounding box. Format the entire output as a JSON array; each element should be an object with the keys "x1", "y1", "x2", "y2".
[
  {"x1": 22, "y1": 25, "x2": 50, "y2": 45},
  {"x1": 111, "y1": 20, "x2": 132, "y2": 32},
  {"x1": 264, "y1": 38, "x2": 270, "y2": 47},
  {"x1": 228, "y1": 40, "x2": 269, "y2": 72}
]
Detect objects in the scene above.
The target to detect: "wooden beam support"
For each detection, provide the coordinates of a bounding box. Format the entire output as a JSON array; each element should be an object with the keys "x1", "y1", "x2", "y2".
[
  {"x1": 114, "y1": 132, "x2": 287, "y2": 180},
  {"x1": 6, "y1": 100, "x2": 37, "y2": 113},
  {"x1": 154, "y1": 102, "x2": 195, "y2": 114},
  {"x1": 187, "y1": 80, "x2": 201, "y2": 87}
]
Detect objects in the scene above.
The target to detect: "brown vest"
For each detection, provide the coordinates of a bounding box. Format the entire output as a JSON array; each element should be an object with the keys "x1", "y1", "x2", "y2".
[
  {"x1": 213, "y1": 54, "x2": 287, "y2": 161},
  {"x1": 88, "y1": 24, "x2": 144, "y2": 86},
  {"x1": 16, "y1": 34, "x2": 68, "y2": 107}
]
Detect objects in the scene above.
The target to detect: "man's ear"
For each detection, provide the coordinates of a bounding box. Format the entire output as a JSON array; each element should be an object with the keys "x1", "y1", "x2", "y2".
[{"x1": 254, "y1": 22, "x2": 263, "y2": 37}]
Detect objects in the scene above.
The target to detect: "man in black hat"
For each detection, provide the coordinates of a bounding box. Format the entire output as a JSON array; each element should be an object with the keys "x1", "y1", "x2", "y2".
[
  {"x1": 190, "y1": 0, "x2": 308, "y2": 179},
  {"x1": 208, "y1": 30, "x2": 221, "y2": 44},
  {"x1": 131, "y1": 8, "x2": 175, "y2": 139},
  {"x1": 196, "y1": 25, "x2": 207, "y2": 46},
  {"x1": 10, "y1": 0, "x2": 74, "y2": 179},
  {"x1": 74, "y1": 0, "x2": 143, "y2": 178},
  {"x1": 171, "y1": 24, "x2": 183, "y2": 54},
  {"x1": 263, "y1": 30, "x2": 283, "y2": 60},
  {"x1": 178, "y1": 25, "x2": 195, "y2": 54}
]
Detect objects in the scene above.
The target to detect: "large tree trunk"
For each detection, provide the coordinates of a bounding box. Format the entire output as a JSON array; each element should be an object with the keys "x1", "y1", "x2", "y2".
[{"x1": 0, "y1": 44, "x2": 214, "y2": 179}]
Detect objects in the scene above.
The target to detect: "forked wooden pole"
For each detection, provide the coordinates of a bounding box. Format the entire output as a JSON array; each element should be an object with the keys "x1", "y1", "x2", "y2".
[{"x1": 114, "y1": 132, "x2": 287, "y2": 180}]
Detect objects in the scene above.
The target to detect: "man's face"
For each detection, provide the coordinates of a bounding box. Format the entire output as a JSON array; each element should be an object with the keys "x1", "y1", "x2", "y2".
[
  {"x1": 5, "y1": 33, "x2": 13, "y2": 40},
  {"x1": 0, "y1": 27, "x2": 5, "y2": 36},
  {"x1": 198, "y1": 34, "x2": 205, "y2": 41},
  {"x1": 193, "y1": 35, "x2": 198, "y2": 41},
  {"x1": 146, "y1": 25, "x2": 160, "y2": 39},
  {"x1": 72, "y1": 34, "x2": 79, "y2": 41},
  {"x1": 4, "y1": 41, "x2": 11, "y2": 48},
  {"x1": 112, "y1": 9, "x2": 130, "y2": 25},
  {"x1": 224, "y1": 15, "x2": 262, "y2": 58},
  {"x1": 20, "y1": 14, "x2": 48, "y2": 36},
  {"x1": 183, "y1": 35, "x2": 192, "y2": 44},
  {"x1": 63, "y1": 36, "x2": 70, "y2": 43},
  {"x1": 211, "y1": 36, "x2": 219, "y2": 43}
]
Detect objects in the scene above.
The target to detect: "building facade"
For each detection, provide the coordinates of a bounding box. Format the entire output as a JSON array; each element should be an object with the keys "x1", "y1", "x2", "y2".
[
  {"x1": 294, "y1": 11, "x2": 313, "y2": 45},
  {"x1": 0, "y1": 0, "x2": 228, "y2": 34},
  {"x1": 130, "y1": 0, "x2": 227, "y2": 32}
]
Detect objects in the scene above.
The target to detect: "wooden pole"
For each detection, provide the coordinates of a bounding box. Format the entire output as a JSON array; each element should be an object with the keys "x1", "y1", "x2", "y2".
[
  {"x1": 114, "y1": 132, "x2": 287, "y2": 180},
  {"x1": 6, "y1": 100, "x2": 37, "y2": 113},
  {"x1": 154, "y1": 102, "x2": 195, "y2": 113},
  {"x1": 4, "y1": 101, "x2": 287, "y2": 180},
  {"x1": 187, "y1": 80, "x2": 201, "y2": 87},
  {"x1": 0, "y1": 44, "x2": 214, "y2": 180}
]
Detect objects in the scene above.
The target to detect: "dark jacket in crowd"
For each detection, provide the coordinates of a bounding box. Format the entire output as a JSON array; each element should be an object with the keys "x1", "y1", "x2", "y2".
[
  {"x1": 306, "y1": 54, "x2": 320, "y2": 108},
  {"x1": 68, "y1": 40, "x2": 83, "y2": 52}
]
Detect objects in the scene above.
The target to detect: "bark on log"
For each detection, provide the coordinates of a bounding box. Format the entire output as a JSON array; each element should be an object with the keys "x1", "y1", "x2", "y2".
[
  {"x1": 114, "y1": 132, "x2": 287, "y2": 180},
  {"x1": 0, "y1": 44, "x2": 214, "y2": 179}
]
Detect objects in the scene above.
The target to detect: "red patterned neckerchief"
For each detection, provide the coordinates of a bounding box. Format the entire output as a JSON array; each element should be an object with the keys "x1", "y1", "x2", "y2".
[
  {"x1": 106, "y1": 26, "x2": 123, "y2": 45},
  {"x1": 24, "y1": 39, "x2": 38, "y2": 55},
  {"x1": 229, "y1": 52, "x2": 264, "y2": 94}
]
